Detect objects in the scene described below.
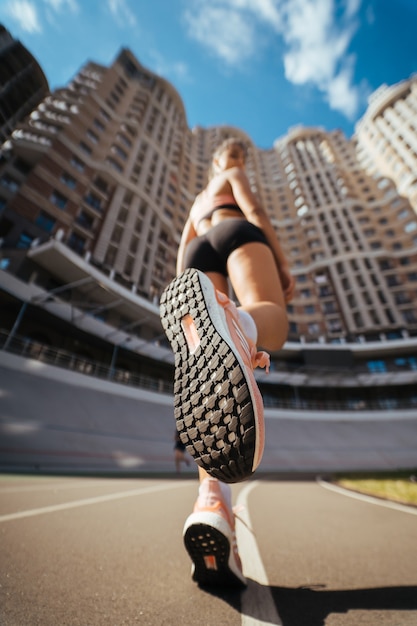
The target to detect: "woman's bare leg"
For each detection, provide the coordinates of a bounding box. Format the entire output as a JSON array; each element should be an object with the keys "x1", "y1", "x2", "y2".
[
  {"x1": 227, "y1": 242, "x2": 288, "y2": 351},
  {"x1": 205, "y1": 271, "x2": 228, "y2": 294},
  {"x1": 198, "y1": 466, "x2": 210, "y2": 481}
]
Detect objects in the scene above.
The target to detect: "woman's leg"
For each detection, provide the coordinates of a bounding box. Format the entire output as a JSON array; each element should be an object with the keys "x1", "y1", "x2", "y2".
[
  {"x1": 205, "y1": 271, "x2": 228, "y2": 294},
  {"x1": 227, "y1": 242, "x2": 288, "y2": 351}
]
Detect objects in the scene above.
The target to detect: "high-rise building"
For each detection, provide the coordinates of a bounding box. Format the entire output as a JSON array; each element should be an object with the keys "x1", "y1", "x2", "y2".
[
  {"x1": 0, "y1": 24, "x2": 49, "y2": 145},
  {"x1": 0, "y1": 48, "x2": 416, "y2": 412},
  {"x1": 355, "y1": 74, "x2": 417, "y2": 215},
  {"x1": 2, "y1": 49, "x2": 417, "y2": 343}
]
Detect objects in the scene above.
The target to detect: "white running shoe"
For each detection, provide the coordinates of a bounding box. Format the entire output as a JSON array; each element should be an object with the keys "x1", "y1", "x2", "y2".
[
  {"x1": 183, "y1": 478, "x2": 246, "y2": 587},
  {"x1": 160, "y1": 268, "x2": 269, "y2": 483}
]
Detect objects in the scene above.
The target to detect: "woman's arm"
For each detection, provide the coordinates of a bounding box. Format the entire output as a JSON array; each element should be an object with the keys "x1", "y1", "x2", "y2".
[
  {"x1": 176, "y1": 216, "x2": 197, "y2": 275},
  {"x1": 228, "y1": 167, "x2": 296, "y2": 302}
]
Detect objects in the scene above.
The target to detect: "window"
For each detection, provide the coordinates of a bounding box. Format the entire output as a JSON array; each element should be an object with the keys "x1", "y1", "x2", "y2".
[
  {"x1": 36, "y1": 211, "x2": 56, "y2": 232},
  {"x1": 403, "y1": 309, "x2": 417, "y2": 323},
  {"x1": 50, "y1": 190, "x2": 68, "y2": 210},
  {"x1": 79, "y1": 141, "x2": 92, "y2": 155},
  {"x1": 16, "y1": 231, "x2": 34, "y2": 249},
  {"x1": 289, "y1": 322, "x2": 298, "y2": 334},
  {"x1": 386, "y1": 275, "x2": 400, "y2": 287},
  {"x1": 367, "y1": 360, "x2": 387, "y2": 373},
  {"x1": 86, "y1": 129, "x2": 99, "y2": 143},
  {"x1": 84, "y1": 193, "x2": 102, "y2": 211},
  {"x1": 93, "y1": 118, "x2": 105, "y2": 132},
  {"x1": 405, "y1": 221, "x2": 417, "y2": 233},
  {"x1": 93, "y1": 177, "x2": 108, "y2": 193},
  {"x1": 76, "y1": 211, "x2": 94, "y2": 230},
  {"x1": 395, "y1": 357, "x2": 417, "y2": 371},
  {"x1": 71, "y1": 155, "x2": 85, "y2": 171},
  {"x1": 118, "y1": 207, "x2": 128, "y2": 222},
  {"x1": 61, "y1": 172, "x2": 77, "y2": 189},
  {"x1": 14, "y1": 158, "x2": 31, "y2": 175},
  {"x1": 117, "y1": 133, "x2": 132, "y2": 148},
  {"x1": 111, "y1": 226, "x2": 123, "y2": 243},
  {"x1": 106, "y1": 157, "x2": 122, "y2": 173},
  {"x1": 0, "y1": 175, "x2": 19, "y2": 192},
  {"x1": 111, "y1": 145, "x2": 127, "y2": 160},
  {"x1": 67, "y1": 232, "x2": 86, "y2": 253}
]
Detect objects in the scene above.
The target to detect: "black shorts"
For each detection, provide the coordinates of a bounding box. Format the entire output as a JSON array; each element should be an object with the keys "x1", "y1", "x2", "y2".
[{"x1": 184, "y1": 219, "x2": 268, "y2": 277}]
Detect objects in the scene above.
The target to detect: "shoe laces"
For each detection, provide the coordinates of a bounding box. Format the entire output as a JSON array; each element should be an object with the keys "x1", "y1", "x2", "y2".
[
  {"x1": 216, "y1": 290, "x2": 270, "y2": 373},
  {"x1": 250, "y1": 345, "x2": 270, "y2": 373}
]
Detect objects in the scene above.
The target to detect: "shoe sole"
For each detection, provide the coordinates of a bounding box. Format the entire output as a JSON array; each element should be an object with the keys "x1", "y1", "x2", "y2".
[
  {"x1": 160, "y1": 268, "x2": 262, "y2": 483},
  {"x1": 183, "y1": 512, "x2": 246, "y2": 588}
]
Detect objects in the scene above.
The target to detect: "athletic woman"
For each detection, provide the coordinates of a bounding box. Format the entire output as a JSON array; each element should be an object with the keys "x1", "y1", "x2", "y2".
[{"x1": 160, "y1": 137, "x2": 295, "y2": 585}]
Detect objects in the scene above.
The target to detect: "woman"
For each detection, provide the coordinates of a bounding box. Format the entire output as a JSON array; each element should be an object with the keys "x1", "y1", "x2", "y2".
[
  {"x1": 174, "y1": 430, "x2": 190, "y2": 473},
  {"x1": 160, "y1": 137, "x2": 294, "y2": 586},
  {"x1": 176, "y1": 138, "x2": 294, "y2": 348}
]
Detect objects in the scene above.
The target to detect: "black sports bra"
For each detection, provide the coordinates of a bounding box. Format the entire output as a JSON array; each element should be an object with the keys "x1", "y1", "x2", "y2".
[
  {"x1": 191, "y1": 190, "x2": 244, "y2": 228},
  {"x1": 197, "y1": 203, "x2": 242, "y2": 225}
]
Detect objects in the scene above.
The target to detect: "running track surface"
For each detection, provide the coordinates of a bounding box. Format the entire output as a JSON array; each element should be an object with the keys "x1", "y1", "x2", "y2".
[{"x1": 1, "y1": 475, "x2": 416, "y2": 626}]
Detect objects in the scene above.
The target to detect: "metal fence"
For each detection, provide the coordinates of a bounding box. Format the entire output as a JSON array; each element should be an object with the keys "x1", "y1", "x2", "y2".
[
  {"x1": 0, "y1": 329, "x2": 173, "y2": 395},
  {"x1": 1, "y1": 329, "x2": 417, "y2": 412}
]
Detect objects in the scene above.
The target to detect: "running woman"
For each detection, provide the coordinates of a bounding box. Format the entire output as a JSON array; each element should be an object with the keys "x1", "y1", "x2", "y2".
[{"x1": 160, "y1": 137, "x2": 294, "y2": 585}]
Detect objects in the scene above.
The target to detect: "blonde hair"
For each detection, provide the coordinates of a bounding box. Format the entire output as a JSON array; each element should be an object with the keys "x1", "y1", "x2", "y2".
[{"x1": 208, "y1": 137, "x2": 248, "y2": 180}]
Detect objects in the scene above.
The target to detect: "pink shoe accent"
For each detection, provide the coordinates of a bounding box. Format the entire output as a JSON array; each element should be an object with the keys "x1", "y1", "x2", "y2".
[
  {"x1": 160, "y1": 268, "x2": 269, "y2": 482},
  {"x1": 214, "y1": 290, "x2": 269, "y2": 470},
  {"x1": 181, "y1": 313, "x2": 200, "y2": 354},
  {"x1": 183, "y1": 478, "x2": 246, "y2": 587},
  {"x1": 250, "y1": 346, "x2": 270, "y2": 373},
  {"x1": 215, "y1": 291, "x2": 270, "y2": 372}
]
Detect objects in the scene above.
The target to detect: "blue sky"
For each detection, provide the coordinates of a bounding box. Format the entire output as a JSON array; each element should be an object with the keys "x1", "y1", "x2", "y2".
[{"x1": 1, "y1": 0, "x2": 416, "y2": 149}]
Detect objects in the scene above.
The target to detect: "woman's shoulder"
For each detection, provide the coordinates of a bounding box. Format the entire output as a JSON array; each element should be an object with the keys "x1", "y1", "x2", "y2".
[
  {"x1": 226, "y1": 165, "x2": 247, "y2": 180},
  {"x1": 207, "y1": 170, "x2": 235, "y2": 194}
]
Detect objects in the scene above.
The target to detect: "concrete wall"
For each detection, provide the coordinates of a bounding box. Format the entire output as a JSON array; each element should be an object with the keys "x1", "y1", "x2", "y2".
[{"x1": 1, "y1": 351, "x2": 416, "y2": 475}]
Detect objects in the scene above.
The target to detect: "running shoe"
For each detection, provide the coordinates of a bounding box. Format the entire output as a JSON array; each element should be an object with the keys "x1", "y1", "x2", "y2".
[
  {"x1": 159, "y1": 268, "x2": 269, "y2": 483},
  {"x1": 183, "y1": 478, "x2": 246, "y2": 587}
]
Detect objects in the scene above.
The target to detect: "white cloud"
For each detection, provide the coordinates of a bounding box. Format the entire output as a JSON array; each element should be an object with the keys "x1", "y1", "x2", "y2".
[
  {"x1": 225, "y1": 0, "x2": 283, "y2": 30},
  {"x1": 326, "y1": 60, "x2": 360, "y2": 118},
  {"x1": 184, "y1": 3, "x2": 257, "y2": 65},
  {"x1": 281, "y1": 0, "x2": 363, "y2": 118},
  {"x1": 3, "y1": 0, "x2": 42, "y2": 33},
  {"x1": 107, "y1": 0, "x2": 136, "y2": 27},
  {"x1": 42, "y1": 0, "x2": 78, "y2": 11},
  {"x1": 183, "y1": 0, "x2": 367, "y2": 120},
  {"x1": 166, "y1": 61, "x2": 191, "y2": 82},
  {"x1": 149, "y1": 49, "x2": 192, "y2": 84}
]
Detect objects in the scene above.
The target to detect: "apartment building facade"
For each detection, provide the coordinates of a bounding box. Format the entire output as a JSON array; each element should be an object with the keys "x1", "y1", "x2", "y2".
[
  {"x1": 0, "y1": 24, "x2": 49, "y2": 145},
  {"x1": 0, "y1": 47, "x2": 416, "y2": 415},
  {"x1": 1, "y1": 47, "x2": 417, "y2": 346},
  {"x1": 355, "y1": 74, "x2": 417, "y2": 215}
]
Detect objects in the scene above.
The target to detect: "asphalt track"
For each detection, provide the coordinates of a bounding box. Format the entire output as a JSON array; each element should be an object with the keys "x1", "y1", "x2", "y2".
[{"x1": 1, "y1": 474, "x2": 417, "y2": 626}]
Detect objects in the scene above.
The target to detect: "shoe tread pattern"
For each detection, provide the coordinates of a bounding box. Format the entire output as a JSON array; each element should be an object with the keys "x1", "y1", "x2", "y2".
[
  {"x1": 160, "y1": 268, "x2": 255, "y2": 483},
  {"x1": 183, "y1": 523, "x2": 245, "y2": 588}
]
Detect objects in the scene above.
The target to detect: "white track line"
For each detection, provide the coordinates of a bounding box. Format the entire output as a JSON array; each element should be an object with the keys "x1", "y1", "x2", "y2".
[
  {"x1": 0, "y1": 479, "x2": 128, "y2": 494},
  {"x1": 236, "y1": 480, "x2": 283, "y2": 626},
  {"x1": 0, "y1": 481, "x2": 189, "y2": 523},
  {"x1": 318, "y1": 479, "x2": 417, "y2": 516}
]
